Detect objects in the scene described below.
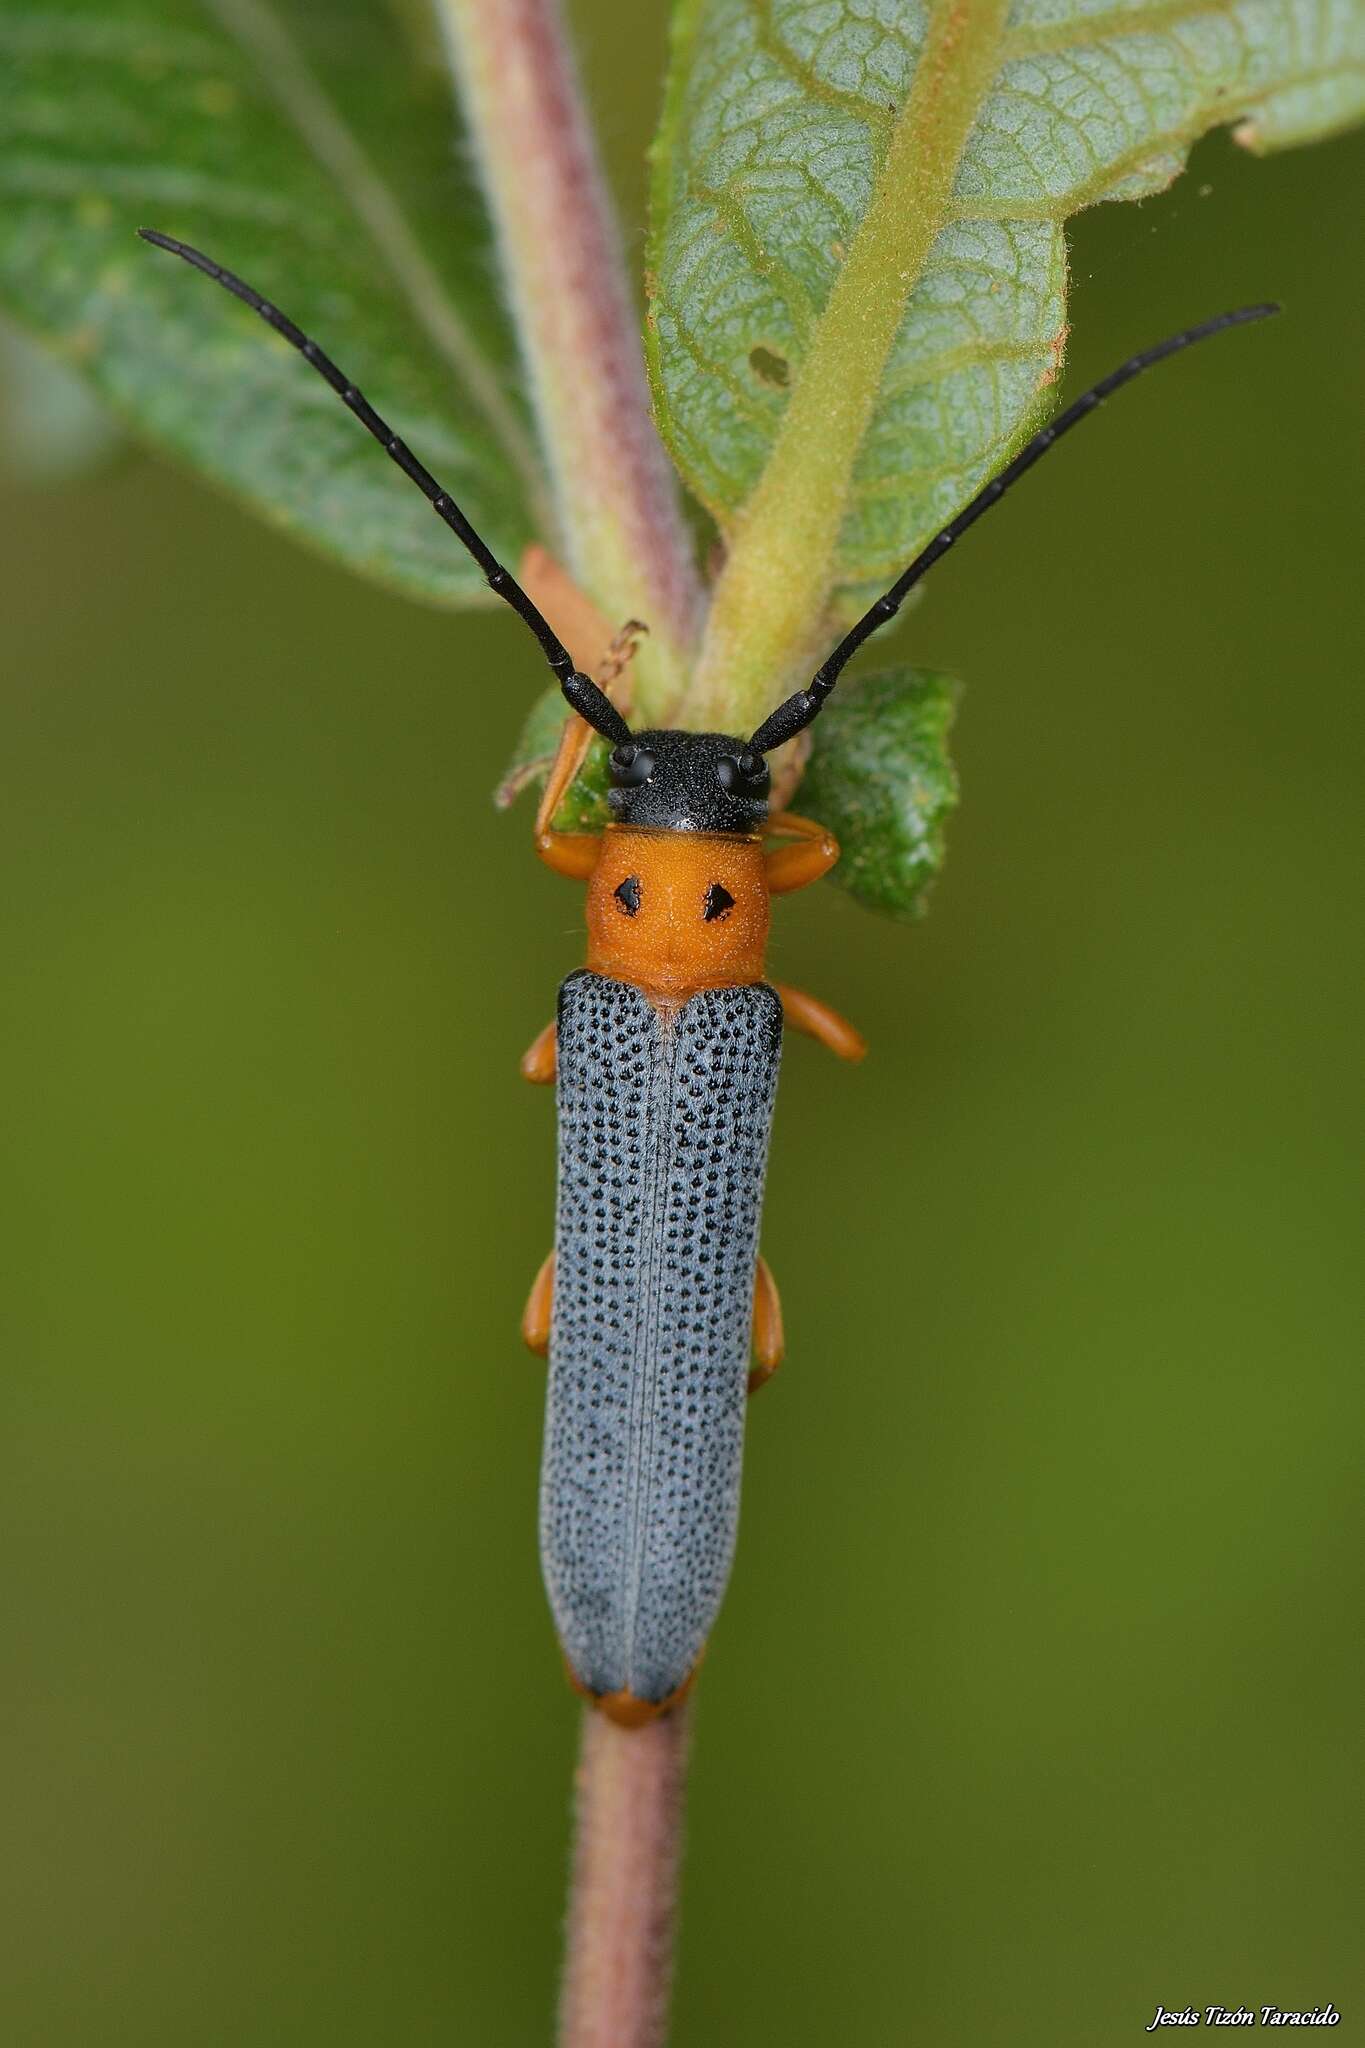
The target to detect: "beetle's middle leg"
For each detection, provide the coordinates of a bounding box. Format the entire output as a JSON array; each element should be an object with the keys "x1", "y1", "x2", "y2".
[
  {"x1": 772, "y1": 983, "x2": 867, "y2": 1063},
  {"x1": 748, "y1": 1254, "x2": 784, "y2": 1396},
  {"x1": 520, "y1": 1020, "x2": 557, "y2": 1084},
  {"x1": 521, "y1": 1251, "x2": 554, "y2": 1357}
]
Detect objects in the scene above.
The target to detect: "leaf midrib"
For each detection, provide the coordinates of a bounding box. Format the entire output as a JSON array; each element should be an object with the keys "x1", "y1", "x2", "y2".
[{"x1": 682, "y1": 0, "x2": 1015, "y2": 731}]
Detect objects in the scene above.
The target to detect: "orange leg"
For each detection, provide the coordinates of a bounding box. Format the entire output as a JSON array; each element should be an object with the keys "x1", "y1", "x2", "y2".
[
  {"x1": 521, "y1": 1251, "x2": 554, "y2": 1357},
  {"x1": 536, "y1": 708, "x2": 597, "y2": 840},
  {"x1": 773, "y1": 982, "x2": 867, "y2": 1062},
  {"x1": 535, "y1": 828, "x2": 600, "y2": 880},
  {"x1": 748, "y1": 1254, "x2": 785, "y2": 1396},
  {"x1": 531, "y1": 619, "x2": 644, "y2": 879},
  {"x1": 520, "y1": 1020, "x2": 558, "y2": 1085},
  {"x1": 764, "y1": 811, "x2": 840, "y2": 895}
]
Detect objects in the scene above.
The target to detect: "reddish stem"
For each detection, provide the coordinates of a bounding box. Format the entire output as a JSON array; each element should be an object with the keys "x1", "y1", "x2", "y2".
[
  {"x1": 557, "y1": 1706, "x2": 691, "y2": 2048},
  {"x1": 437, "y1": 0, "x2": 704, "y2": 715}
]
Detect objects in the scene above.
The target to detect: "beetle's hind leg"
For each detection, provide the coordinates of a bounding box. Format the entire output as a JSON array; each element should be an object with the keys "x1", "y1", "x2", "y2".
[
  {"x1": 521, "y1": 1252, "x2": 555, "y2": 1357},
  {"x1": 748, "y1": 1255, "x2": 785, "y2": 1396}
]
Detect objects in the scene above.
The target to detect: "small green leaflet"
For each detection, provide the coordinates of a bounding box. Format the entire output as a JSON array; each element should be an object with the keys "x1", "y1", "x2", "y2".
[
  {"x1": 497, "y1": 685, "x2": 613, "y2": 833},
  {"x1": 647, "y1": 0, "x2": 1364, "y2": 593},
  {"x1": 798, "y1": 669, "x2": 960, "y2": 920},
  {"x1": 0, "y1": 0, "x2": 547, "y2": 605}
]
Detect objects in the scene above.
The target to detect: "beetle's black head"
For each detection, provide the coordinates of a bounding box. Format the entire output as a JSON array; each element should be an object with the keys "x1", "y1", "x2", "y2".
[{"x1": 606, "y1": 729, "x2": 771, "y2": 833}]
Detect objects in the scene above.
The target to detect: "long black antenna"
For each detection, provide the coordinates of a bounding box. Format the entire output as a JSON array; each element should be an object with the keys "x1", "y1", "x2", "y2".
[
  {"x1": 137, "y1": 229, "x2": 631, "y2": 748},
  {"x1": 750, "y1": 303, "x2": 1280, "y2": 756}
]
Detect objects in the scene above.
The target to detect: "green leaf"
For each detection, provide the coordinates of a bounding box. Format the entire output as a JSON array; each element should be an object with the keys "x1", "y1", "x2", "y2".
[
  {"x1": 648, "y1": 0, "x2": 1363, "y2": 617},
  {"x1": 496, "y1": 685, "x2": 613, "y2": 832},
  {"x1": 0, "y1": 316, "x2": 123, "y2": 482},
  {"x1": 0, "y1": 0, "x2": 551, "y2": 605},
  {"x1": 798, "y1": 668, "x2": 960, "y2": 920}
]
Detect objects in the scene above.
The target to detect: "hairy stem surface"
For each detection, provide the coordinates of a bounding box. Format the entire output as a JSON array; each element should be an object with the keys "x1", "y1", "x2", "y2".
[
  {"x1": 437, "y1": 0, "x2": 704, "y2": 714},
  {"x1": 558, "y1": 1706, "x2": 691, "y2": 2048}
]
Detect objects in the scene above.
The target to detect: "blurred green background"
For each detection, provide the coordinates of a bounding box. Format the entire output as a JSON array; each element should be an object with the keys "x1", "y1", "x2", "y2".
[{"x1": 2, "y1": 3, "x2": 1362, "y2": 2040}]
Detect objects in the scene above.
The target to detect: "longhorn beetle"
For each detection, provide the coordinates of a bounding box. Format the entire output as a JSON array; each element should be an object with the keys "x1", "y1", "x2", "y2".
[{"x1": 139, "y1": 228, "x2": 1276, "y2": 1728}]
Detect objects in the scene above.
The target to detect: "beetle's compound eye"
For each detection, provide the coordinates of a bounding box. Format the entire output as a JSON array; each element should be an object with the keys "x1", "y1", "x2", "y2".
[
  {"x1": 609, "y1": 743, "x2": 656, "y2": 788},
  {"x1": 703, "y1": 882, "x2": 735, "y2": 922},
  {"x1": 614, "y1": 875, "x2": 642, "y2": 917},
  {"x1": 715, "y1": 750, "x2": 770, "y2": 798}
]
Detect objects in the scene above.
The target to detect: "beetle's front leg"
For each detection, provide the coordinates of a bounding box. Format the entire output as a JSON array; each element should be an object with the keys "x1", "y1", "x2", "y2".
[
  {"x1": 748, "y1": 1254, "x2": 784, "y2": 1396},
  {"x1": 534, "y1": 829, "x2": 600, "y2": 880},
  {"x1": 764, "y1": 811, "x2": 839, "y2": 895},
  {"x1": 520, "y1": 1020, "x2": 557, "y2": 1084},
  {"x1": 772, "y1": 982, "x2": 867, "y2": 1062},
  {"x1": 521, "y1": 1251, "x2": 554, "y2": 1357}
]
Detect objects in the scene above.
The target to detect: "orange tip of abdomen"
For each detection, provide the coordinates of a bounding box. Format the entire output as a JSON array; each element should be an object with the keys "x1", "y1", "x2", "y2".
[{"x1": 563, "y1": 1651, "x2": 701, "y2": 1728}]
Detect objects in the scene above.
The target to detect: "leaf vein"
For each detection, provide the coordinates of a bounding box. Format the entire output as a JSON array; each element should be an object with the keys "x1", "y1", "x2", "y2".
[
  {"x1": 1003, "y1": 0, "x2": 1242, "y2": 61},
  {"x1": 201, "y1": 0, "x2": 550, "y2": 529},
  {"x1": 874, "y1": 331, "x2": 1056, "y2": 405},
  {"x1": 747, "y1": 0, "x2": 897, "y2": 147}
]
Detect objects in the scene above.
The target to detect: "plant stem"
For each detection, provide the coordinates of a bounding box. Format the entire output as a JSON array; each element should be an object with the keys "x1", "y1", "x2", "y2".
[
  {"x1": 558, "y1": 1706, "x2": 691, "y2": 2048},
  {"x1": 437, "y1": 11, "x2": 697, "y2": 2033},
  {"x1": 436, "y1": 0, "x2": 704, "y2": 717},
  {"x1": 681, "y1": 0, "x2": 1012, "y2": 734}
]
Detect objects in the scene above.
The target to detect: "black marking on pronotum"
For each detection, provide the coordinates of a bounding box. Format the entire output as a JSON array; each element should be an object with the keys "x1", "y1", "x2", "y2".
[
  {"x1": 614, "y1": 875, "x2": 642, "y2": 916},
  {"x1": 703, "y1": 883, "x2": 735, "y2": 921}
]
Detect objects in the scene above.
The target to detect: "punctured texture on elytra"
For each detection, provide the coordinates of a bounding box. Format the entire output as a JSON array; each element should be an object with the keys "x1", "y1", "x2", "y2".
[{"x1": 541, "y1": 972, "x2": 782, "y2": 1702}]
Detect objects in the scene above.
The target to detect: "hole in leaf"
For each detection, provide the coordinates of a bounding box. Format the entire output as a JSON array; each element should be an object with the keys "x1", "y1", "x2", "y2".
[{"x1": 748, "y1": 346, "x2": 790, "y2": 389}]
